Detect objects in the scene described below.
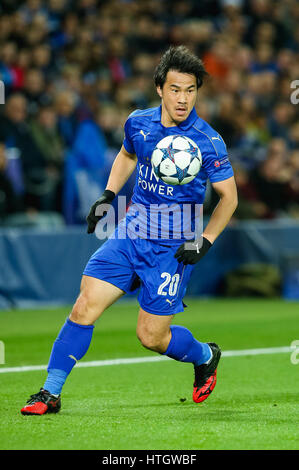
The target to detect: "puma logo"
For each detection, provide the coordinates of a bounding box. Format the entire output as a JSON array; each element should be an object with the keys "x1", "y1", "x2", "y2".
[
  {"x1": 211, "y1": 136, "x2": 221, "y2": 141},
  {"x1": 140, "y1": 130, "x2": 150, "y2": 140},
  {"x1": 166, "y1": 299, "x2": 174, "y2": 306},
  {"x1": 193, "y1": 242, "x2": 200, "y2": 254},
  {"x1": 68, "y1": 355, "x2": 78, "y2": 363}
]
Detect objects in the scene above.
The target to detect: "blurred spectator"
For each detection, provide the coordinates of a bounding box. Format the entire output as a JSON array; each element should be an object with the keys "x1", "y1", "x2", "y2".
[
  {"x1": 0, "y1": 140, "x2": 23, "y2": 221},
  {"x1": 30, "y1": 104, "x2": 64, "y2": 169},
  {"x1": 288, "y1": 150, "x2": 299, "y2": 188},
  {"x1": 50, "y1": 11, "x2": 78, "y2": 50},
  {"x1": 23, "y1": 67, "x2": 48, "y2": 115},
  {"x1": 0, "y1": 93, "x2": 58, "y2": 211},
  {"x1": 31, "y1": 43, "x2": 53, "y2": 77},
  {"x1": 210, "y1": 94, "x2": 241, "y2": 148},
  {"x1": 98, "y1": 103, "x2": 124, "y2": 151},
  {"x1": 288, "y1": 122, "x2": 299, "y2": 150},
  {"x1": 19, "y1": 0, "x2": 47, "y2": 24},
  {"x1": 47, "y1": 0, "x2": 68, "y2": 33},
  {"x1": 54, "y1": 90, "x2": 78, "y2": 148},
  {"x1": 71, "y1": 107, "x2": 107, "y2": 172},
  {"x1": 250, "y1": 139, "x2": 291, "y2": 217},
  {"x1": 0, "y1": 41, "x2": 20, "y2": 92},
  {"x1": 63, "y1": 105, "x2": 109, "y2": 224},
  {"x1": 29, "y1": 104, "x2": 65, "y2": 211},
  {"x1": 203, "y1": 39, "x2": 233, "y2": 82},
  {"x1": 267, "y1": 101, "x2": 295, "y2": 140},
  {"x1": 250, "y1": 43, "x2": 278, "y2": 74},
  {"x1": 233, "y1": 163, "x2": 269, "y2": 219}
]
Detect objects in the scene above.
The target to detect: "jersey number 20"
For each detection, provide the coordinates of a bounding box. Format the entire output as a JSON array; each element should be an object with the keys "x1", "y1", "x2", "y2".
[{"x1": 157, "y1": 273, "x2": 180, "y2": 296}]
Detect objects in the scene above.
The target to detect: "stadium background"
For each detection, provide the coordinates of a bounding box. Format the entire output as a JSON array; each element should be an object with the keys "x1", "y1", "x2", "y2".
[
  {"x1": 0, "y1": 0, "x2": 298, "y2": 451},
  {"x1": 1, "y1": 0, "x2": 299, "y2": 306}
]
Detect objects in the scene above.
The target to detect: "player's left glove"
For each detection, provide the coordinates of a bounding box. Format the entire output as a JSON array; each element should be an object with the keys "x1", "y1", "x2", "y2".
[{"x1": 174, "y1": 236, "x2": 212, "y2": 265}]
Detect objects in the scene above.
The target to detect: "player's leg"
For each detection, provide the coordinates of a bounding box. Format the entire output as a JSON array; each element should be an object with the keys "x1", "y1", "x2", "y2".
[
  {"x1": 69, "y1": 275, "x2": 125, "y2": 325},
  {"x1": 42, "y1": 275, "x2": 124, "y2": 392},
  {"x1": 20, "y1": 276, "x2": 124, "y2": 415},
  {"x1": 136, "y1": 308, "x2": 174, "y2": 353},
  {"x1": 21, "y1": 230, "x2": 138, "y2": 415},
  {"x1": 137, "y1": 307, "x2": 220, "y2": 404},
  {"x1": 135, "y1": 241, "x2": 221, "y2": 404},
  {"x1": 137, "y1": 307, "x2": 212, "y2": 362}
]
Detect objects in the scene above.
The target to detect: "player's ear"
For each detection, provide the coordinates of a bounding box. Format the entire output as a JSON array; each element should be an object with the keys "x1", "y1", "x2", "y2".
[{"x1": 156, "y1": 86, "x2": 163, "y2": 99}]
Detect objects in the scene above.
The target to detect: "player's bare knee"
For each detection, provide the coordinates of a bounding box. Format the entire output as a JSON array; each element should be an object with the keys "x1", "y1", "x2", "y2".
[
  {"x1": 69, "y1": 303, "x2": 89, "y2": 325},
  {"x1": 69, "y1": 293, "x2": 97, "y2": 325},
  {"x1": 137, "y1": 330, "x2": 165, "y2": 353}
]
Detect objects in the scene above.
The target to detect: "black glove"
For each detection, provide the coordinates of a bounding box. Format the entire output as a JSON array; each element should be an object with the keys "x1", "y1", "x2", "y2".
[
  {"x1": 86, "y1": 189, "x2": 115, "y2": 234},
  {"x1": 174, "y1": 236, "x2": 212, "y2": 265}
]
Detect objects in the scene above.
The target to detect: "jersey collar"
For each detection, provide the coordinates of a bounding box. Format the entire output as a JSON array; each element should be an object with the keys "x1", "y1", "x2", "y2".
[{"x1": 151, "y1": 105, "x2": 198, "y2": 130}]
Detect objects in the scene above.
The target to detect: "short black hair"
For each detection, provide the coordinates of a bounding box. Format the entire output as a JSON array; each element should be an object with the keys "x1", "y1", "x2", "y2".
[{"x1": 154, "y1": 45, "x2": 208, "y2": 89}]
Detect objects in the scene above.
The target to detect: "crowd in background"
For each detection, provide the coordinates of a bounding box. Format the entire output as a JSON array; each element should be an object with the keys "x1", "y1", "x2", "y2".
[{"x1": 0, "y1": 0, "x2": 299, "y2": 225}]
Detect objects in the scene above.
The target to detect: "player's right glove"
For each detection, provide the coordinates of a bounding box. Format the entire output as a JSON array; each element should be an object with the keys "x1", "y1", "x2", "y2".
[
  {"x1": 174, "y1": 236, "x2": 212, "y2": 265},
  {"x1": 86, "y1": 189, "x2": 115, "y2": 234}
]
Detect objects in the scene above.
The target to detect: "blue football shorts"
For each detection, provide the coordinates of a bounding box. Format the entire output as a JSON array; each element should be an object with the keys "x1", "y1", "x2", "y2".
[{"x1": 83, "y1": 227, "x2": 194, "y2": 316}]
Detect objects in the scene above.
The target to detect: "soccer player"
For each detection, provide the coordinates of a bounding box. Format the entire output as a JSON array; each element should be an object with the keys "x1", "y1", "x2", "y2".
[{"x1": 21, "y1": 46, "x2": 238, "y2": 415}]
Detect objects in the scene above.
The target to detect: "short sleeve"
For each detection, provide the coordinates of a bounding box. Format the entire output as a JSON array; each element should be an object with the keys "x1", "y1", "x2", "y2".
[
  {"x1": 201, "y1": 134, "x2": 234, "y2": 182},
  {"x1": 123, "y1": 117, "x2": 135, "y2": 154}
]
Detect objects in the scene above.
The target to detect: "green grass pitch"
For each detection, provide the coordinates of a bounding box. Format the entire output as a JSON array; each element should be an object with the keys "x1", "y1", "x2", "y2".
[{"x1": 0, "y1": 298, "x2": 298, "y2": 450}]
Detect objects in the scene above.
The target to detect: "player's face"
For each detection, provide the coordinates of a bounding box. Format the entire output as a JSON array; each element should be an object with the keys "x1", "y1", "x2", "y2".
[{"x1": 157, "y1": 70, "x2": 198, "y2": 127}]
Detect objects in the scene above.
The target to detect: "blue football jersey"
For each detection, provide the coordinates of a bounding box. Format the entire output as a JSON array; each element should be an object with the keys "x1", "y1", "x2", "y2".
[{"x1": 121, "y1": 105, "x2": 234, "y2": 244}]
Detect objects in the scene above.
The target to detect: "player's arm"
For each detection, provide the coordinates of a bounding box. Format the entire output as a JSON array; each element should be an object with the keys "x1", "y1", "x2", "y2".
[
  {"x1": 86, "y1": 145, "x2": 137, "y2": 234},
  {"x1": 105, "y1": 145, "x2": 137, "y2": 195},
  {"x1": 203, "y1": 175, "x2": 238, "y2": 243},
  {"x1": 175, "y1": 176, "x2": 238, "y2": 264}
]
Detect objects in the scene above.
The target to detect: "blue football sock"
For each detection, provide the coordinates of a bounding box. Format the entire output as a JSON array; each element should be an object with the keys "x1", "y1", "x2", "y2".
[
  {"x1": 163, "y1": 325, "x2": 212, "y2": 366},
  {"x1": 43, "y1": 318, "x2": 94, "y2": 395},
  {"x1": 43, "y1": 369, "x2": 68, "y2": 396}
]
